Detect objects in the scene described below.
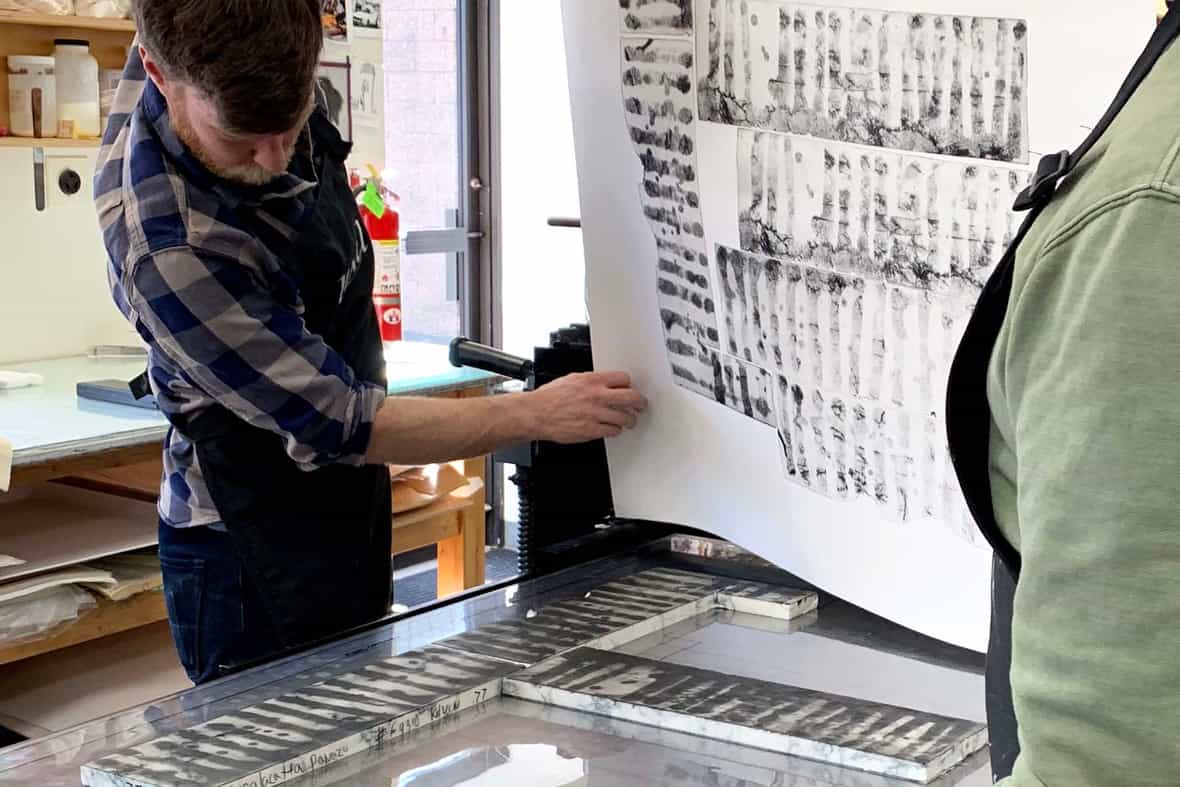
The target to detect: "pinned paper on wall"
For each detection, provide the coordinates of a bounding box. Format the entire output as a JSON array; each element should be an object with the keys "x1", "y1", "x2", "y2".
[
  {"x1": 352, "y1": 60, "x2": 381, "y2": 126},
  {"x1": 317, "y1": 60, "x2": 352, "y2": 141},
  {"x1": 322, "y1": 0, "x2": 348, "y2": 42},
  {"x1": 351, "y1": 0, "x2": 382, "y2": 38},
  {"x1": 562, "y1": 0, "x2": 1156, "y2": 650}
]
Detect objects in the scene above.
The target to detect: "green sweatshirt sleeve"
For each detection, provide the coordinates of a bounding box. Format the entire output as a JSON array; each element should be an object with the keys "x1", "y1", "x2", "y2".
[{"x1": 991, "y1": 188, "x2": 1180, "y2": 786}]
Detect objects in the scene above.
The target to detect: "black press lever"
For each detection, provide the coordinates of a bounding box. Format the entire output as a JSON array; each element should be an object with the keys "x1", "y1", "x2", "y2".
[
  {"x1": 448, "y1": 326, "x2": 617, "y2": 580},
  {"x1": 449, "y1": 338, "x2": 534, "y2": 382}
]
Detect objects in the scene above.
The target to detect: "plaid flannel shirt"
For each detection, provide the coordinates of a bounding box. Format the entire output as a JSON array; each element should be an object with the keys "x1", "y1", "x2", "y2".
[{"x1": 95, "y1": 47, "x2": 385, "y2": 528}]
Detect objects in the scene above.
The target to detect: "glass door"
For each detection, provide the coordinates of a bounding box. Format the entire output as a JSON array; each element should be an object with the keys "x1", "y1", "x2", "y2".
[
  {"x1": 381, "y1": 0, "x2": 484, "y2": 343},
  {"x1": 381, "y1": 0, "x2": 495, "y2": 602}
]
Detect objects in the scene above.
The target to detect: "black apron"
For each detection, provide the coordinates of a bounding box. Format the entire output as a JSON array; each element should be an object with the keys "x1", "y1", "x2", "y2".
[
  {"x1": 945, "y1": 11, "x2": 1180, "y2": 780},
  {"x1": 176, "y1": 110, "x2": 392, "y2": 653}
]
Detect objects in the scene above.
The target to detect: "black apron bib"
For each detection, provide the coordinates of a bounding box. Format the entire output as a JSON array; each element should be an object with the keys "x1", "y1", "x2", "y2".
[
  {"x1": 177, "y1": 110, "x2": 392, "y2": 653},
  {"x1": 946, "y1": 11, "x2": 1180, "y2": 779}
]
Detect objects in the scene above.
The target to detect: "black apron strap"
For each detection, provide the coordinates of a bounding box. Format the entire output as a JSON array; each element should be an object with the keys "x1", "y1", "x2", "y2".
[
  {"x1": 1016, "y1": 8, "x2": 1180, "y2": 211},
  {"x1": 986, "y1": 555, "x2": 1021, "y2": 779},
  {"x1": 129, "y1": 368, "x2": 153, "y2": 400}
]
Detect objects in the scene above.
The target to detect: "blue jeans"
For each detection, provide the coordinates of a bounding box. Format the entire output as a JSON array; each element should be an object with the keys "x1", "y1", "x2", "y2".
[{"x1": 157, "y1": 522, "x2": 279, "y2": 685}]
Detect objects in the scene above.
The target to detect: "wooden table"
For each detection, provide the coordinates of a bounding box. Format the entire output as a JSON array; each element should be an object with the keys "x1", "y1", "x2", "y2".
[{"x1": 0, "y1": 343, "x2": 501, "y2": 664}]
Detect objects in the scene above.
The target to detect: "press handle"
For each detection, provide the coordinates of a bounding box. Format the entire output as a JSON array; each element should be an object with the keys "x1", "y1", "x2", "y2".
[{"x1": 449, "y1": 337, "x2": 534, "y2": 381}]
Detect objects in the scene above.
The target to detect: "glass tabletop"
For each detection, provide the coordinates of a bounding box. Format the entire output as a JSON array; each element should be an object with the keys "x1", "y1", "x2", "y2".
[
  {"x1": 301, "y1": 698, "x2": 991, "y2": 787},
  {"x1": 0, "y1": 542, "x2": 990, "y2": 786},
  {"x1": 0, "y1": 551, "x2": 653, "y2": 786}
]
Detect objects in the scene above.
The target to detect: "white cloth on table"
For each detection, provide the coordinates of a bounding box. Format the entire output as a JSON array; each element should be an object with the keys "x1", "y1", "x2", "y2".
[{"x1": 0, "y1": 372, "x2": 43, "y2": 390}]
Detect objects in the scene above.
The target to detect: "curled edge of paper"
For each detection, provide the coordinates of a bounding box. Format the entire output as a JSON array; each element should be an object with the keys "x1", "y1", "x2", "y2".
[
  {"x1": 0, "y1": 435, "x2": 11, "y2": 494},
  {"x1": 0, "y1": 567, "x2": 115, "y2": 604},
  {"x1": 391, "y1": 464, "x2": 476, "y2": 514}
]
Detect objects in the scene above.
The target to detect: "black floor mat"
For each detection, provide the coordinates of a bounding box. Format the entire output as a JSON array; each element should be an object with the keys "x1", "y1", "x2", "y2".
[{"x1": 393, "y1": 548, "x2": 519, "y2": 608}]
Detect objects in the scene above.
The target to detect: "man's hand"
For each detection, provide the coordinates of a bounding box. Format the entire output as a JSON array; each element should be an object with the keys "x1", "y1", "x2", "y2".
[{"x1": 525, "y1": 371, "x2": 648, "y2": 443}]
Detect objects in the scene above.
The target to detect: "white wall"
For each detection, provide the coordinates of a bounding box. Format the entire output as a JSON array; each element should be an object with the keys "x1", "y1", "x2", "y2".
[
  {"x1": 0, "y1": 32, "x2": 386, "y2": 367},
  {"x1": 0, "y1": 147, "x2": 138, "y2": 365}
]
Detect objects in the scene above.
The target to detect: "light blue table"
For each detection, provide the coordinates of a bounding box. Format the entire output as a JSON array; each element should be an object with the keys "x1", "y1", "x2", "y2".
[{"x1": 1, "y1": 341, "x2": 501, "y2": 473}]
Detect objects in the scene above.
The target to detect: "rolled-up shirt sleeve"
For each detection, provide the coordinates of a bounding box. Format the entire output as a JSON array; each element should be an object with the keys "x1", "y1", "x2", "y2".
[{"x1": 126, "y1": 245, "x2": 384, "y2": 467}]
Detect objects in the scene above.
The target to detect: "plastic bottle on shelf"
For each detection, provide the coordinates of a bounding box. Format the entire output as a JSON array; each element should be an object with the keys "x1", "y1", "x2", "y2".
[
  {"x1": 53, "y1": 39, "x2": 101, "y2": 140},
  {"x1": 7, "y1": 55, "x2": 57, "y2": 139}
]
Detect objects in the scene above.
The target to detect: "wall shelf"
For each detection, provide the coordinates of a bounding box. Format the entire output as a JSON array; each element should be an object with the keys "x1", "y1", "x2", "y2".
[
  {"x1": 0, "y1": 12, "x2": 136, "y2": 136},
  {"x1": 0, "y1": 137, "x2": 99, "y2": 148},
  {"x1": 0, "y1": 590, "x2": 167, "y2": 668},
  {"x1": 0, "y1": 486, "x2": 157, "y2": 585},
  {"x1": 0, "y1": 11, "x2": 134, "y2": 32}
]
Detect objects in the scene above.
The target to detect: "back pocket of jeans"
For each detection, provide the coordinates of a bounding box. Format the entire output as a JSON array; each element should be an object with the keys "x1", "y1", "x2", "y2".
[{"x1": 159, "y1": 555, "x2": 205, "y2": 681}]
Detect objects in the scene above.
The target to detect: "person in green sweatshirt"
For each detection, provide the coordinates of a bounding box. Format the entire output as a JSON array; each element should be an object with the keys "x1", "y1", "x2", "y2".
[{"x1": 980, "y1": 15, "x2": 1180, "y2": 786}]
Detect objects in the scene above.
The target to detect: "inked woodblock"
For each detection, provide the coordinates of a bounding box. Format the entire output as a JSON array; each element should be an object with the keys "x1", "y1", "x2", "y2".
[{"x1": 505, "y1": 648, "x2": 988, "y2": 783}]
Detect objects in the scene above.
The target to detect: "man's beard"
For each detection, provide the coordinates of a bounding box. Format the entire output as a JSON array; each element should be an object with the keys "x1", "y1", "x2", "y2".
[{"x1": 171, "y1": 108, "x2": 292, "y2": 187}]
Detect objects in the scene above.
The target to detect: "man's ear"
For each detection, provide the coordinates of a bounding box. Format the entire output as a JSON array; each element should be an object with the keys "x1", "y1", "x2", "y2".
[{"x1": 140, "y1": 46, "x2": 169, "y2": 97}]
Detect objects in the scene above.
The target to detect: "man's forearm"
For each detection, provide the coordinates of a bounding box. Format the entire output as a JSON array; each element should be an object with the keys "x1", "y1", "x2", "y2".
[
  {"x1": 363, "y1": 393, "x2": 537, "y2": 466},
  {"x1": 362, "y1": 370, "x2": 647, "y2": 466}
]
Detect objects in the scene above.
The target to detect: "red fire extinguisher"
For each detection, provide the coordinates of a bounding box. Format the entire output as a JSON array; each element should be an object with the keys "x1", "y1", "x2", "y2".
[{"x1": 358, "y1": 165, "x2": 402, "y2": 343}]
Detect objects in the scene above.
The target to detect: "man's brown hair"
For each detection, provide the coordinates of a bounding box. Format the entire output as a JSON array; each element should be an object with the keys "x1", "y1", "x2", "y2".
[{"x1": 134, "y1": 0, "x2": 322, "y2": 135}]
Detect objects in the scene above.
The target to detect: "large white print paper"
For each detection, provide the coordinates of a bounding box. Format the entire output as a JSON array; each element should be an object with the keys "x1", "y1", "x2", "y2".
[{"x1": 563, "y1": 0, "x2": 1155, "y2": 651}]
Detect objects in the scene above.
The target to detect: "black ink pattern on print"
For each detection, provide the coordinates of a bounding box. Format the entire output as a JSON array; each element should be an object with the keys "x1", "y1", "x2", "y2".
[
  {"x1": 737, "y1": 130, "x2": 1028, "y2": 292},
  {"x1": 719, "y1": 354, "x2": 776, "y2": 426},
  {"x1": 700, "y1": 2, "x2": 1030, "y2": 163},
  {"x1": 620, "y1": 0, "x2": 693, "y2": 34},
  {"x1": 622, "y1": 38, "x2": 724, "y2": 402},
  {"x1": 720, "y1": 126, "x2": 1025, "y2": 541},
  {"x1": 720, "y1": 243, "x2": 978, "y2": 536}
]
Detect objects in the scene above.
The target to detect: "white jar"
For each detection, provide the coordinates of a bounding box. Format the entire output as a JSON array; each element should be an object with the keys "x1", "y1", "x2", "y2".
[
  {"x1": 53, "y1": 39, "x2": 100, "y2": 140},
  {"x1": 7, "y1": 55, "x2": 57, "y2": 139}
]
